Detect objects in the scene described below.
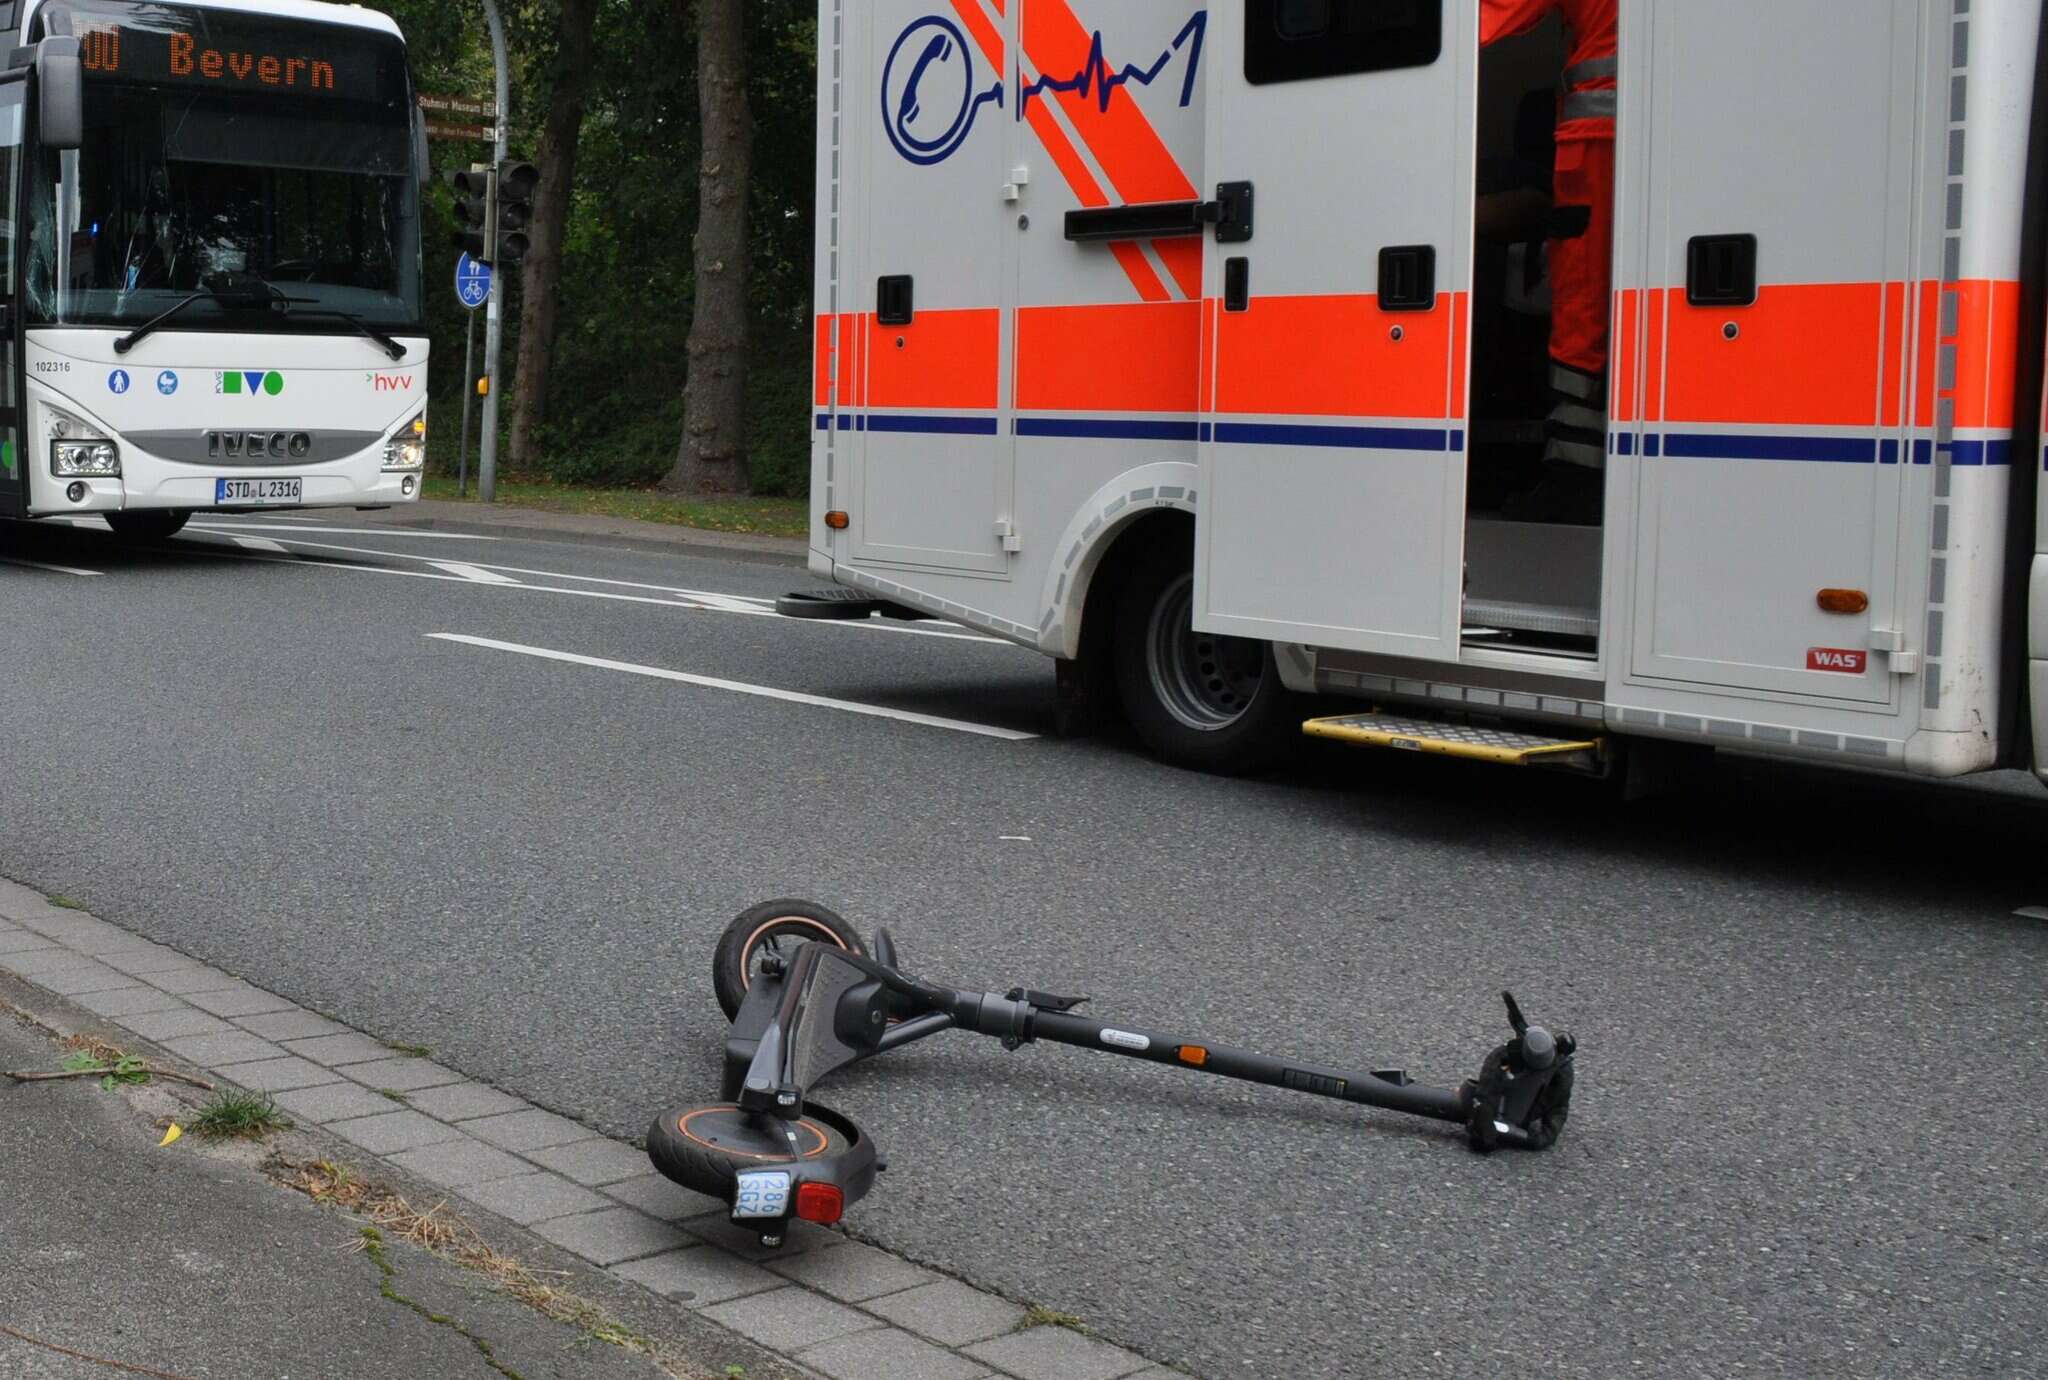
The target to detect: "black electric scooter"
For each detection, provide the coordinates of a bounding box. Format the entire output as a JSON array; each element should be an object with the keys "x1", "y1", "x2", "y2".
[{"x1": 648, "y1": 900, "x2": 1578, "y2": 1247}]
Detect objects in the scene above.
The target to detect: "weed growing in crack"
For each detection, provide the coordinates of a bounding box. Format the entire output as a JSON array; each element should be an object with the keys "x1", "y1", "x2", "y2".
[
  {"x1": 1022, "y1": 1304, "x2": 1091, "y2": 1334},
  {"x1": 191, "y1": 1090, "x2": 291, "y2": 1141}
]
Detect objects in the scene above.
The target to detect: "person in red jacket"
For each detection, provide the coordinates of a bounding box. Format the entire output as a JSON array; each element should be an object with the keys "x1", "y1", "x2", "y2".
[{"x1": 1484, "y1": 0, "x2": 1617, "y2": 523}]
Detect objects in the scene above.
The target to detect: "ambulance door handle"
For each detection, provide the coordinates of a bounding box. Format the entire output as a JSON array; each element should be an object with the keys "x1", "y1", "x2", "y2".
[
  {"x1": 1200, "y1": 182, "x2": 1254, "y2": 244},
  {"x1": 1063, "y1": 182, "x2": 1254, "y2": 245}
]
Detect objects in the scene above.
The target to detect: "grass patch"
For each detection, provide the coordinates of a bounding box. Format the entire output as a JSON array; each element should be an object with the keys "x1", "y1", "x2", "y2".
[
  {"x1": 420, "y1": 475, "x2": 808, "y2": 540},
  {"x1": 46, "y1": 894, "x2": 85, "y2": 910},
  {"x1": 386, "y1": 1042, "x2": 431, "y2": 1059},
  {"x1": 191, "y1": 1089, "x2": 291, "y2": 1141},
  {"x1": 376, "y1": 1089, "x2": 410, "y2": 1104},
  {"x1": 1021, "y1": 1304, "x2": 1091, "y2": 1334}
]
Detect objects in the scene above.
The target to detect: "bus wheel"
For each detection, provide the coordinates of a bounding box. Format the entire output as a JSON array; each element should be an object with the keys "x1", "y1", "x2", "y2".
[
  {"x1": 105, "y1": 511, "x2": 190, "y2": 541},
  {"x1": 1111, "y1": 543, "x2": 1297, "y2": 774}
]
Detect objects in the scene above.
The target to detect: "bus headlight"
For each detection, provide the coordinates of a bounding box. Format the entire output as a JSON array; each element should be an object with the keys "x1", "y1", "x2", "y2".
[
  {"x1": 52, "y1": 440, "x2": 120, "y2": 478},
  {"x1": 383, "y1": 413, "x2": 426, "y2": 471}
]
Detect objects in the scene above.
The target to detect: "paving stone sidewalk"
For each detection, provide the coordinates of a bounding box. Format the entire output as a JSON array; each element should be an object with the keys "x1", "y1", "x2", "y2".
[{"x1": 0, "y1": 878, "x2": 1179, "y2": 1380}]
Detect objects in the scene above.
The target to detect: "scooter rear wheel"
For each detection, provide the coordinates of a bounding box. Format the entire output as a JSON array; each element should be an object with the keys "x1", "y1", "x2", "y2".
[
  {"x1": 713, "y1": 900, "x2": 867, "y2": 1020},
  {"x1": 645, "y1": 1102, "x2": 860, "y2": 1198}
]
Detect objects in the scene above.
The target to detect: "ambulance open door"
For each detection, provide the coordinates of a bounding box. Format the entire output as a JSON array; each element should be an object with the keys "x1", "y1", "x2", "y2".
[{"x1": 1194, "y1": 2, "x2": 1477, "y2": 660}]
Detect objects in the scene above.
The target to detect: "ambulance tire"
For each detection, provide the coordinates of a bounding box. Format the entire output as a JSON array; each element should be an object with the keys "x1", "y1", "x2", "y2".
[
  {"x1": 105, "y1": 510, "x2": 190, "y2": 541},
  {"x1": 1112, "y1": 546, "x2": 1298, "y2": 775}
]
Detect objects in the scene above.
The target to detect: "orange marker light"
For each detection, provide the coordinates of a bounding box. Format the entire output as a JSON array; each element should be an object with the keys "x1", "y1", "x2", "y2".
[
  {"x1": 1818, "y1": 589, "x2": 1869, "y2": 615},
  {"x1": 824, "y1": 511, "x2": 851, "y2": 530},
  {"x1": 1178, "y1": 1045, "x2": 1209, "y2": 1067}
]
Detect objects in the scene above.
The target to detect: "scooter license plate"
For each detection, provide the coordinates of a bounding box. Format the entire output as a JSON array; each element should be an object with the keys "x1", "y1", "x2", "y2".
[{"x1": 733, "y1": 1170, "x2": 792, "y2": 1219}]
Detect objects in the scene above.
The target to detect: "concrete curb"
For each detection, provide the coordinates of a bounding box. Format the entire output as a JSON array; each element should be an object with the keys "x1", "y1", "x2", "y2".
[{"x1": 0, "y1": 879, "x2": 1182, "y2": 1380}]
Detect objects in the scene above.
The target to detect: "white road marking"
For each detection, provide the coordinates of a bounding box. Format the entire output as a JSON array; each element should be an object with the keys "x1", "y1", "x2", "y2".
[
  {"x1": 175, "y1": 530, "x2": 1013, "y2": 644},
  {"x1": 2018, "y1": 907, "x2": 2048, "y2": 921},
  {"x1": 234, "y1": 536, "x2": 291, "y2": 554},
  {"x1": 428, "y1": 634, "x2": 1039, "y2": 741},
  {"x1": 429, "y1": 560, "x2": 520, "y2": 585},
  {"x1": 682, "y1": 590, "x2": 780, "y2": 615},
  {"x1": 0, "y1": 556, "x2": 102, "y2": 577},
  {"x1": 187, "y1": 522, "x2": 497, "y2": 541}
]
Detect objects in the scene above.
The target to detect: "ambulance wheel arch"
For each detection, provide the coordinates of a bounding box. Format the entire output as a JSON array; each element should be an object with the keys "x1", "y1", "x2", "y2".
[
  {"x1": 1038, "y1": 464, "x2": 1300, "y2": 773},
  {"x1": 1035, "y1": 462, "x2": 1203, "y2": 661}
]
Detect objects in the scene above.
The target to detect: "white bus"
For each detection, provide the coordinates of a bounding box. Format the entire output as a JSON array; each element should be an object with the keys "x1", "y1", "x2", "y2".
[
  {"x1": 808, "y1": 0, "x2": 2048, "y2": 792},
  {"x1": 0, "y1": 0, "x2": 427, "y2": 540}
]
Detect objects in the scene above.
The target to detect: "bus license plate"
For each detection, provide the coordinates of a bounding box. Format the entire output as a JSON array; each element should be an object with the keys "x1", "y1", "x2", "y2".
[
  {"x1": 216, "y1": 477, "x2": 301, "y2": 506},
  {"x1": 732, "y1": 1170, "x2": 792, "y2": 1220}
]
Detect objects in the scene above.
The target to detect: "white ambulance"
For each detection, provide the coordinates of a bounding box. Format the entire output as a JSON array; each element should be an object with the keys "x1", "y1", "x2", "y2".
[{"x1": 806, "y1": 0, "x2": 2048, "y2": 790}]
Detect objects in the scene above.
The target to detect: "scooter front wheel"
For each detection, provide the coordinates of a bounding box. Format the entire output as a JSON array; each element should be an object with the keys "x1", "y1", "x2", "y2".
[{"x1": 713, "y1": 899, "x2": 867, "y2": 1020}]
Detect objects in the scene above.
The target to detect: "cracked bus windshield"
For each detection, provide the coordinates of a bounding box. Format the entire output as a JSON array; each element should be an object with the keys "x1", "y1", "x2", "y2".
[{"x1": 26, "y1": 2, "x2": 421, "y2": 333}]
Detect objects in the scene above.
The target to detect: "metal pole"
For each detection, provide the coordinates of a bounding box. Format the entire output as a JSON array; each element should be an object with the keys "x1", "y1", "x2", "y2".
[
  {"x1": 479, "y1": 0, "x2": 511, "y2": 503},
  {"x1": 457, "y1": 308, "x2": 477, "y2": 497}
]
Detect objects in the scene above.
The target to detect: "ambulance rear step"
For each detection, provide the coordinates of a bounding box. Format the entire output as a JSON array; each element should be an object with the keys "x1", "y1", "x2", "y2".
[{"x1": 1303, "y1": 714, "x2": 1605, "y2": 771}]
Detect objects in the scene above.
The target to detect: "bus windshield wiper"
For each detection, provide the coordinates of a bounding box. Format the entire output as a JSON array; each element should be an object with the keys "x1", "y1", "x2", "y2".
[
  {"x1": 111, "y1": 291, "x2": 229, "y2": 355},
  {"x1": 276, "y1": 307, "x2": 407, "y2": 362},
  {"x1": 112, "y1": 278, "x2": 406, "y2": 361}
]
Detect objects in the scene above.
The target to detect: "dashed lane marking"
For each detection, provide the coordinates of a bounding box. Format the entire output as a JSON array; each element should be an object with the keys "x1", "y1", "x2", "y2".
[
  {"x1": 427, "y1": 634, "x2": 1039, "y2": 741},
  {"x1": 174, "y1": 531, "x2": 1012, "y2": 644},
  {"x1": 0, "y1": 556, "x2": 103, "y2": 577},
  {"x1": 429, "y1": 561, "x2": 521, "y2": 585},
  {"x1": 186, "y1": 522, "x2": 498, "y2": 541}
]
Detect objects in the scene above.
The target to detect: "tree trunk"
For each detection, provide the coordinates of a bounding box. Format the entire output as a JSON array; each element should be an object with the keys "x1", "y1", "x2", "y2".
[
  {"x1": 507, "y1": 0, "x2": 600, "y2": 473},
  {"x1": 664, "y1": 0, "x2": 754, "y2": 495}
]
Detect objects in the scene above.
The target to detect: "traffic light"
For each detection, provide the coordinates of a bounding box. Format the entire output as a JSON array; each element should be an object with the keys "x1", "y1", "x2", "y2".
[
  {"x1": 495, "y1": 160, "x2": 539, "y2": 264},
  {"x1": 447, "y1": 164, "x2": 495, "y2": 261}
]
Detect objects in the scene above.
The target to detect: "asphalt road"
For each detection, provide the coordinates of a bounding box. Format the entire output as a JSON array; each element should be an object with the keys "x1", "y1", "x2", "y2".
[{"x1": 1, "y1": 512, "x2": 2044, "y2": 1380}]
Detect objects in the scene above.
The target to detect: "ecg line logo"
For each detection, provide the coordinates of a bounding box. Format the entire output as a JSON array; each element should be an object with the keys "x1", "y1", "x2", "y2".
[
  {"x1": 882, "y1": 12, "x2": 1206, "y2": 168},
  {"x1": 1018, "y1": 13, "x2": 1207, "y2": 116}
]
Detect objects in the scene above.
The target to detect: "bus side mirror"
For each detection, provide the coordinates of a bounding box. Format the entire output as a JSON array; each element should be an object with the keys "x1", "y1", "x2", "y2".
[
  {"x1": 37, "y1": 36, "x2": 82, "y2": 152},
  {"x1": 414, "y1": 106, "x2": 431, "y2": 190}
]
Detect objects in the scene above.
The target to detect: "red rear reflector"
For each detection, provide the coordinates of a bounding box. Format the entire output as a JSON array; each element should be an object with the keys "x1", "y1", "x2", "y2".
[
  {"x1": 795, "y1": 1182, "x2": 844, "y2": 1224},
  {"x1": 1817, "y1": 588, "x2": 1869, "y2": 614},
  {"x1": 824, "y1": 511, "x2": 850, "y2": 530}
]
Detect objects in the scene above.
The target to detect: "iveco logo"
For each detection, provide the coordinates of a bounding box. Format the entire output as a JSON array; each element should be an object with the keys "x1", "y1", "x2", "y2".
[{"x1": 208, "y1": 431, "x2": 314, "y2": 460}]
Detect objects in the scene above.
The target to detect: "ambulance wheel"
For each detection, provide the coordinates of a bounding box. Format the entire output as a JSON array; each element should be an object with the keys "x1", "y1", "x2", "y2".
[
  {"x1": 105, "y1": 510, "x2": 190, "y2": 541},
  {"x1": 713, "y1": 900, "x2": 867, "y2": 1021},
  {"x1": 1112, "y1": 543, "x2": 1297, "y2": 774},
  {"x1": 646, "y1": 1102, "x2": 860, "y2": 1199}
]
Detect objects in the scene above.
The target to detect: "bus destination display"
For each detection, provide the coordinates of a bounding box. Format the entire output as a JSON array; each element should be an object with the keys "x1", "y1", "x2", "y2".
[{"x1": 78, "y1": 22, "x2": 377, "y2": 97}]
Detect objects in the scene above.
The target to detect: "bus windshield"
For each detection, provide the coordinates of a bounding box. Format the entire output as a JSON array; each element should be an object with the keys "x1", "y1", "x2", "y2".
[{"x1": 25, "y1": 2, "x2": 421, "y2": 334}]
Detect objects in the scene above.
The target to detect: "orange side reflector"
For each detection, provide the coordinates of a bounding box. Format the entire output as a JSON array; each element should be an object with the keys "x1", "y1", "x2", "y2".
[
  {"x1": 1818, "y1": 589, "x2": 1869, "y2": 615},
  {"x1": 1178, "y1": 1045, "x2": 1208, "y2": 1067},
  {"x1": 476, "y1": 377, "x2": 490, "y2": 397},
  {"x1": 824, "y1": 511, "x2": 850, "y2": 530}
]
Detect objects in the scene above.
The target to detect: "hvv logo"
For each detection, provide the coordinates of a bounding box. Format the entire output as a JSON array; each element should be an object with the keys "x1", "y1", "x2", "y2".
[{"x1": 881, "y1": 11, "x2": 1206, "y2": 167}]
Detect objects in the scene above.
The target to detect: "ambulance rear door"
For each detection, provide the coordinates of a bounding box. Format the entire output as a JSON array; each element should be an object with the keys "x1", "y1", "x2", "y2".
[
  {"x1": 846, "y1": 1, "x2": 1021, "y2": 577},
  {"x1": 1195, "y1": 1, "x2": 1478, "y2": 659}
]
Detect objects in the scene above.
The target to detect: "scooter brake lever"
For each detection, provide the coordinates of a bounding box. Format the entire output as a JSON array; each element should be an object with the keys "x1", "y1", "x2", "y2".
[
  {"x1": 1501, "y1": 990, "x2": 1530, "y2": 1038},
  {"x1": 1006, "y1": 987, "x2": 1088, "y2": 1013}
]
